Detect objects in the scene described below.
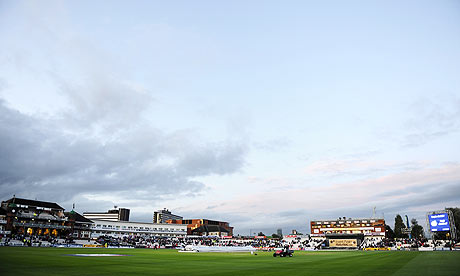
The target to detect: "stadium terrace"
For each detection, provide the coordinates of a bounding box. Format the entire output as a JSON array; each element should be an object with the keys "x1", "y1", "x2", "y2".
[{"x1": 0, "y1": 196, "x2": 458, "y2": 252}]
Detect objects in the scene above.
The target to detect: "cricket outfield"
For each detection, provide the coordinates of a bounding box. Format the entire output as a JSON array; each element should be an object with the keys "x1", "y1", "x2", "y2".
[{"x1": 0, "y1": 247, "x2": 459, "y2": 276}]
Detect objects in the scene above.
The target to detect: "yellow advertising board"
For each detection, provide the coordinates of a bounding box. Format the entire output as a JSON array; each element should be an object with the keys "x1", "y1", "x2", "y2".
[
  {"x1": 329, "y1": 239, "x2": 357, "y2": 247},
  {"x1": 83, "y1": 244, "x2": 106, "y2": 248},
  {"x1": 365, "y1": 247, "x2": 391, "y2": 251}
]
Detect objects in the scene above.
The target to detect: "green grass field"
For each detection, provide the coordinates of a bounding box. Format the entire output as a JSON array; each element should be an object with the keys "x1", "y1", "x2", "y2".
[{"x1": 0, "y1": 247, "x2": 459, "y2": 276}]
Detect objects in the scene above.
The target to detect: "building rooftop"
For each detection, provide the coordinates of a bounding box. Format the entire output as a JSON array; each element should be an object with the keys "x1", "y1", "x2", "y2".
[
  {"x1": 191, "y1": 225, "x2": 230, "y2": 234},
  {"x1": 3, "y1": 197, "x2": 64, "y2": 210},
  {"x1": 311, "y1": 218, "x2": 384, "y2": 222},
  {"x1": 65, "y1": 211, "x2": 93, "y2": 223},
  {"x1": 90, "y1": 219, "x2": 187, "y2": 225}
]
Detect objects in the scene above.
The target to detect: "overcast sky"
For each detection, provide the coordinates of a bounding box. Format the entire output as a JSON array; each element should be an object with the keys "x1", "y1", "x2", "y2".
[{"x1": 1, "y1": 0, "x2": 459, "y2": 235}]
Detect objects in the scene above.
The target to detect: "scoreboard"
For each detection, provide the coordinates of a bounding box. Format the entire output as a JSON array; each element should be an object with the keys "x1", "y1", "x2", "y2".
[{"x1": 428, "y1": 213, "x2": 450, "y2": 232}]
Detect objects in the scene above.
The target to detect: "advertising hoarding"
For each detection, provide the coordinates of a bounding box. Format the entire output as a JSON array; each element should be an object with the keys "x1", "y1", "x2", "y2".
[{"x1": 329, "y1": 239, "x2": 357, "y2": 247}]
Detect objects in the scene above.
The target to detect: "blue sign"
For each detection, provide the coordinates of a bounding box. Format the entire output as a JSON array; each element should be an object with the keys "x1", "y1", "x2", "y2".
[{"x1": 428, "y1": 213, "x2": 450, "y2": 232}]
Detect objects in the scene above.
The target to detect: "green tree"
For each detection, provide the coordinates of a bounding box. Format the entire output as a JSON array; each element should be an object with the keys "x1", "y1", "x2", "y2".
[
  {"x1": 433, "y1": 208, "x2": 460, "y2": 240},
  {"x1": 446, "y1": 207, "x2": 460, "y2": 239},
  {"x1": 410, "y1": 219, "x2": 424, "y2": 239},
  {"x1": 271, "y1": 233, "x2": 280, "y2": 239},
  {"x1": 258, "y1": 232, "x2": 265, "y2": 236},
  {"x1": 394, "y1": 214, "x2": 407, "y2": 238},
  {"x1": 385, "y1": 225, "x2": 395, "y2": 240}
]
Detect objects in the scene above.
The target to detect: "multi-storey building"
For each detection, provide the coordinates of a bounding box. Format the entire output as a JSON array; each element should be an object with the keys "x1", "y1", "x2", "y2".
[
  {"x1": 65, "y1": 210, "x2": 93, "y2": 239},
  {"x1": 277, "y1": 228, "x2": 283, "y2": 237},
  {"x1": 153, "y1": 208, "x2": 182, "y2": 224},
  {"x1": 0, "y1": 207, "x2": 9, "y2": 235},
  {"x1": 83, "y1": 207, "x2": 130, "y2": 222},
  {"x1": 1, "y1": 197, "x2": 71, "y2": 237},
  {"x1": 166, "y1": 219, "x2": 233, "y2": 236},
  {"x1": 0, "y1": 197, "x2": 231, "y2": 240},
  {"x1": 90, "y1": 219, "x2": 187, "y2": 238},
  {"x1": 190, "y1": 225, "x2": 231, "y2": 236},
  {"x1": 310, "y1": 218, "x2": 385, "y2": 237}
]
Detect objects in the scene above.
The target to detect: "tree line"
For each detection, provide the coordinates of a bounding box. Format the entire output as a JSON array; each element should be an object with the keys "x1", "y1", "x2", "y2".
[{"x1": 386, "y1": 207, "x2": 459, "y2": 240}]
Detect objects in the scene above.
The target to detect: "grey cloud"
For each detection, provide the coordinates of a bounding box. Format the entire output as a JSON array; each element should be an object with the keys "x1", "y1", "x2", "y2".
[
  {"x1": 403, "y1": 96, "x2": 460, "y2": 147},
  {"x1": 2, "y1": 2, "x2": 152, "y2": 131},
  {"x1": 235, "y1": 179, "x2": 460, "y2": 235},
  {"x1": 52, "y1": 73, "x2": 153, "y2": 130},
  {"x1": 177, "y1": 143, "x2": 247, "y2": 177},
  {"x1": 207, "y1": 203, "x2": 226, "y2": 210},
  {"x1": 375, "y1": 181, "x2": 445, "y2": 198},
  {"x1": 0, "y1": 4, "x2": 249, "y2": 213},
  {"x1": 276, "y1": 209, "x2": 308, "y2": 218},
  {"x1": 0, "y1": 100, "x2": 247, "y2": 209},
  {"x1": 379, "y1": 181, "x2": 460, "y2": 212},
  {"x1": 332, "y1": 180, "x2": 460, "y2": 229},
  {"x1": 403, "y1": 131, "x2": 451, "y2": 148}
]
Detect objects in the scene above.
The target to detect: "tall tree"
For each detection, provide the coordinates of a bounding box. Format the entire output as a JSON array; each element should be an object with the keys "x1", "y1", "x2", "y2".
[
  {"x1": 434, "y1": 208, "x2": 460, "y2": 240},
  {"x1": 410, "y1": 219, "x2": 424, "y2": 239},
  {"x1": 446, "y1": 207, "x2": 460, "y2": 239},
  {"x1": 385, "y1": 225, "x2": 395, "y2": 240},
  {"x1": 394, "y1": 214, "x2": 407, "y2": 238}
]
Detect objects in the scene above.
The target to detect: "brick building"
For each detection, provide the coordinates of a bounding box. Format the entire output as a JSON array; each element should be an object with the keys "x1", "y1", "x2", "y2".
[{"x1": 166, "y1": 219, "x2": 233, "y2": 236}]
